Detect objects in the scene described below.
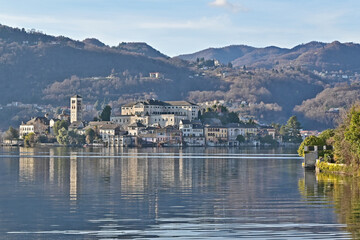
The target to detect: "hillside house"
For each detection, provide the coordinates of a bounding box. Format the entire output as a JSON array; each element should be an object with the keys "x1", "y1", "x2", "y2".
[{"x1": 149, "y1": 72, "x2": 163, "y2": 79}]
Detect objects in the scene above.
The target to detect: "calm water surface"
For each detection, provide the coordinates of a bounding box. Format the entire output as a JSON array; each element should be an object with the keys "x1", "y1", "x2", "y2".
[{"x1": 0, "y1": 147, "x2": 356, "y2": 239}]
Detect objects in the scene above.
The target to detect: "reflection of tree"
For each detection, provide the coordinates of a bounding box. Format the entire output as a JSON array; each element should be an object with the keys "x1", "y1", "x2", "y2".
[{"x1": 299, "y1": 171, "x2": 360, "y2": 238}]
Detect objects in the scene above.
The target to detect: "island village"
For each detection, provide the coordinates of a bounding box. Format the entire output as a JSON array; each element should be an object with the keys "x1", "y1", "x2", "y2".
[{"x1": 0, "y1": 94, "x2": 309, "y2": 148}]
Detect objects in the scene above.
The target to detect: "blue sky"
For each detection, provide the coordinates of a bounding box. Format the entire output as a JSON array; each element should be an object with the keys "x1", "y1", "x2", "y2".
[{"x1": 0, "y1": 0, "x2": 359, "y2": 56}]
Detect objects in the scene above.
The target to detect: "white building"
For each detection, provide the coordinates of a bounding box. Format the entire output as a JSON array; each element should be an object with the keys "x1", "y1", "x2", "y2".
[
  {"x1": 226, "y1": 123, "x2": 258, "y2": 142},
  {"x1": 179, "y1": 120, "x2": 205, "y2": 146},
  {"x1": 127, "y1": 122, "x2": 146, "y2": 136},
  {"x1": 19, "y1": 117, "x2": 50, "y2": 138},
  {"x1": 112, "y1": 99, "x2": 199, "y2": 129},
  {"x1": 99, "y1": 124, "x2": 122, "y2": 141},
  {"x1": 121, "y1": 99, "x2": 199, "y2": 121}
]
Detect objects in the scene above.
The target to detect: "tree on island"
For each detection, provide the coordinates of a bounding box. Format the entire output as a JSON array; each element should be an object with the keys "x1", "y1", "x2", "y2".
[
  {"x1": 3, "y1": 126, "x2": 19, "y2": 140},
  {"x1": 53, "y1": 120, "x2": 69, "y2": 136},
  {"x1": 99, "y1": 105, "x2": 112, "y2": 121},
  {"x1": 85, "y1": 128, "x2": 96, "y2": 144},
  {"x1": 56, "y1": 127, "x2": 85, "y2": 145},
  {"x1": 24, "y1": 132, "x2": 35, "y2": 147},
  {"x1": 57, "y1": 127, "x2": 70, "y2": 145}
]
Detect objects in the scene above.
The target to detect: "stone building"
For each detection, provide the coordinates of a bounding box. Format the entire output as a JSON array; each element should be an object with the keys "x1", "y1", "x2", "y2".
[{"x1": 70, "y1": 95, "x2": 82, "y2": 123}]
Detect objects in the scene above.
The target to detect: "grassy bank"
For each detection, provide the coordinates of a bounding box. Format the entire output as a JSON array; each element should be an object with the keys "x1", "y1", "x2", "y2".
[{"x1": 316, "y1": 161, "x2": 360, "y2": 177}]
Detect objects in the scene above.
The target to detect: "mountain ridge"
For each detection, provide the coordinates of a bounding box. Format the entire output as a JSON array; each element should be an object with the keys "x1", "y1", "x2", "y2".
[
  {"x1": 0, "y1": 23, "x2": 359, "y2": 130},
  {"x1": 176, "y1": 41, "x2": 360, "y2": 72}
]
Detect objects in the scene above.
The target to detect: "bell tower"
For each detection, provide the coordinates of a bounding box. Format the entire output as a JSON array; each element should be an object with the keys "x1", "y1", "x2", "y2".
[{"x1": 70, "y1": 95, "x2": 82, "y2": 123}]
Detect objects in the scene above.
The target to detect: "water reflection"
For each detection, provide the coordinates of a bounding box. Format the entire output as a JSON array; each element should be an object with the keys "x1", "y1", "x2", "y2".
[
  {"x1": 300, "y1": 170, "x2": 360, "y2": 239},
  {"x1": 0, "y1": 147, "x2": 352, "y2": 239}
]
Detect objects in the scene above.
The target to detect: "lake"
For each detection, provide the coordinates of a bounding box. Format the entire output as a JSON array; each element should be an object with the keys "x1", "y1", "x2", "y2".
[{"x1": 0, "y1": 146, "x2": 357, "y2": 239}]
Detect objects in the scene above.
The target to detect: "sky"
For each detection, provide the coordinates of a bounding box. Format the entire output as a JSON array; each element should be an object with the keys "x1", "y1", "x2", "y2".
[{"x1": 0, "y1": 0, "x2": 359, "y2": 56}]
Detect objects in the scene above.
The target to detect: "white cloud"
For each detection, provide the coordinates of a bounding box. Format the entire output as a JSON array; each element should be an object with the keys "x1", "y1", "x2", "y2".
[
  {"x1": 138, "y1": 16, "x2": 231, "y2": 30},
  {"x1": 209, "y1": 0, "x2": 247, "y2": 13}
]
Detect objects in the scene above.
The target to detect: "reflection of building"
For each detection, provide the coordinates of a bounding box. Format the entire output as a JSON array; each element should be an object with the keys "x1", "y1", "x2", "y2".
[
  {"x1": 19, "y1": 148, "x2": 36, "y2": 182},
  {"x1": 120, "y1": 152, "x2": 148, "y2": 193},
  {"x1": 70, "y1": 95, "x2": 82, "y2": 123},
  {"x1": 70, "y1": 155, "x2": 78, "y2": 202}
]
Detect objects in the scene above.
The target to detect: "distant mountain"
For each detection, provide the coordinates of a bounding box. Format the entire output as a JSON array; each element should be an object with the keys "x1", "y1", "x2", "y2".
[
  {"x1": 83, "y1": 38, "x2": 106, "y2": 47},
  {"x1": 177, "y1": 45, "x2": 256, "y2": 64},
  {"x1": 114, "y1": 42, "x2": 168, "y2": 59},
  {"x1": 177, "y1": 41, "x2": 360, "y2": 72}
]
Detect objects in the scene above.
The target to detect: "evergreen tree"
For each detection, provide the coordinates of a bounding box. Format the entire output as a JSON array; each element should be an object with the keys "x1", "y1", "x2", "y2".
[
  {"x1": 280, "y1": 116, "x2": 302, "y2": 143},
  {"x1": 100, "y1": 105, "x2": 112, "y2": 121}
]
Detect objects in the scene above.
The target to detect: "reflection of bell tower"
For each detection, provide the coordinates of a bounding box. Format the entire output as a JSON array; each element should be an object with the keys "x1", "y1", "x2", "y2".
[
  {"x1": 70, "y1": 154, "x2": 78, "y2": 203},
  {"x1": 70, "y1": 95, "x2": 82, "y2": 123}
]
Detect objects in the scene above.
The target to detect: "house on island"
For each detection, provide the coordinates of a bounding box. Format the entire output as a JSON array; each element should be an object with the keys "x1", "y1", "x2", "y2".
[
  {"x1": 111, "y1": 99, "x2": 199, "y2": 129},
  {"x1": 19, "y1": 116, "x2": 49, "y2": 138},
  {"x1": 204, "y1": 125, "x2": 228, "y2": 146},
  {"x1": 226, "y1": 123, "x2": 259, "y2": 146},
  {"x1": 179, "y1": 120, "x2": 205, "y2": 146}
]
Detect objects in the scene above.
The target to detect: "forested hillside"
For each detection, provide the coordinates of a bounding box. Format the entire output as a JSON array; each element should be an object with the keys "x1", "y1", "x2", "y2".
[{"x1": 0, "y1": 23, "x2": 359, "y2": 130}]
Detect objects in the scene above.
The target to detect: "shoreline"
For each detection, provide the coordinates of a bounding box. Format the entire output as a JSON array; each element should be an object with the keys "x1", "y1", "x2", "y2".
[{"x1": 315, "y1": 161, "x2": 360, "y2": 177}]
